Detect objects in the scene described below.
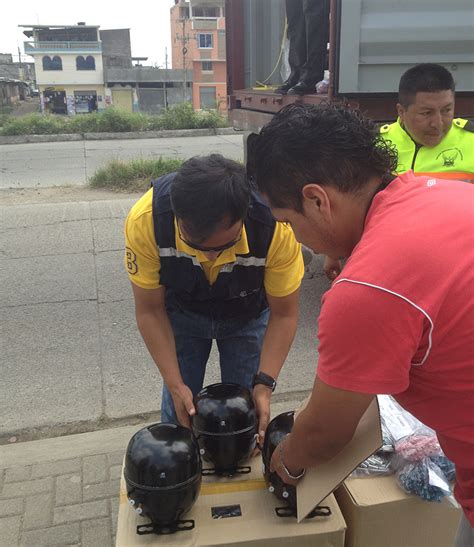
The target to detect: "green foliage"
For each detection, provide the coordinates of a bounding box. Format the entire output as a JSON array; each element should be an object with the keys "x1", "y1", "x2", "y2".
[
  {"x1": 0, "y1": 105, "x2": 13, "y2": 126},
  {"x1": 196, "y1": 106, "x2": 228, "y2": 129},
  {"x1": 89, "y1": 157, "x2": 184, "y2": 191},
  {"x1": 0, "y1": 104, "x2": 228, "y2": 136},
  {"x1": 156, "y1": 102, "x2": 228, "y2": 130},
  {"x1": 0, "y1": 114, "x2": 11, "y2": 128},
  {"x1": 158, "y1": 102, "x2": 198, "y2": 130},
  {"x1": 0, "y1": 113, "x2": 68, "y2": 135},
  {"x1": 94, "y1": 108, "x2": 148, "y2": 132},
  {"x1": 67, "y1": 112, "x2": 100, "y2": 133}
]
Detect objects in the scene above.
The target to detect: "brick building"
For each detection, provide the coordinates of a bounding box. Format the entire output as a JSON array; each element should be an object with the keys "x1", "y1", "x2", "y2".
[{"x1": 171, "y1": 0, "x2": 227, "y2": 112}]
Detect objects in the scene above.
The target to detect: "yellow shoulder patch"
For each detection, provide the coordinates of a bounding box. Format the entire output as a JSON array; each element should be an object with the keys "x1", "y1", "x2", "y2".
[
  {"x1": 453, "y1": 118, "x2": 474, "y2": 133},
  {"x1": 453, "y1": 118, "x2": 467, "y2": 129},
  {"x1": 379, "y1": 124, "x2": 391, "y2": 134}
]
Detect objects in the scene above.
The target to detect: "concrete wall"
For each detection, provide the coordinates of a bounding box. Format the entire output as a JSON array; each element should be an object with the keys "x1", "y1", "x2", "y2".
[
  {"x1": 0, "y1": 81, "x2": 21, "y2": 107},
  {"x1": 0, "y1": 64, "x2": 22, "y2": 79},
  {"x1": 137, "y1": 86, "x2": 192, "y2": 113},
  {"x1": 100, "y1": 29, "x2": 132, "y2": 68},
  {"x1": 0, "y1": 61, "x2": 35, "y2": 82},
  {"x1": 34, "y1": 53, "x2": 104, "y2": 86},
  {"x1": 0, "y1": 53, "x2": 14, "y2": 63},
  {"x1": 104, "y1": 66, "x2": 193, "y2": 83}
]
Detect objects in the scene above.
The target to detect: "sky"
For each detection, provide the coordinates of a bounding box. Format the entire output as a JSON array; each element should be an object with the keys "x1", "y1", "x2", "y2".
[{"x1": 0, "y1": 0, "x2": 175, "y2": 67}]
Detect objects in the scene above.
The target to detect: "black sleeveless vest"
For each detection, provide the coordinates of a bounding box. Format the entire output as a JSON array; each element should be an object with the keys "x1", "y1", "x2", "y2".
[{"x1": 151, "y1": 173, "x2": 276, "y2": 320}]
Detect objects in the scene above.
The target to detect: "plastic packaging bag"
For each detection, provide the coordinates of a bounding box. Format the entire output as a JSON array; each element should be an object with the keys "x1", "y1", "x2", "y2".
[
  {"x1": 352, "y1": 419, "x2": 394, "y2": 477},
  {"x1": 352, "y1": 453, "x2": 393, "y2": 477},
  {"x1": 396, "y1": 457, "x2": 452, "y2": 502},
  {"x1": 394, "y1": 433, "x2": 442, "y2": 462},
  {"x1": 387, "y1": 415, "x2": 456, "y2": 503},
  {"x1": 316, "y1": 78, "x2": 329, "y2": 94}
]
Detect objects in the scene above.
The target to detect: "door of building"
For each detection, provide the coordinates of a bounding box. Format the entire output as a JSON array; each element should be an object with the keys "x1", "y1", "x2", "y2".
[
  {"x1": 44, "y1": 88, "x2": 67, "y2": 114},
  {"x1": 74, "y1": 91, "x2": 97, "y2": 114},
  {"x1": 111, "y1": 88, "x2": 133, "y2": 112}
]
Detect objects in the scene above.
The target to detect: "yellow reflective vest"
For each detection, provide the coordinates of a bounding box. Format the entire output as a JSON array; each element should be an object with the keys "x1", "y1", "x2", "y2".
[{"x1": 380, "y1": 118, "x2": 474, "y2": 183}]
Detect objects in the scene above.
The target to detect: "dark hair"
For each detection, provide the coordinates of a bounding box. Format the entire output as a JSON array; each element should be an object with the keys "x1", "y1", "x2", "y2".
[
  {"x1": 399, "y1": 64, "x2": 455, "y2": 107},
  {"x1": 247, "y1": 103, "x2": 397, "y2": 212},
  {"x1": 170, "y1": 154, "x2": 250, "y2": 241}
]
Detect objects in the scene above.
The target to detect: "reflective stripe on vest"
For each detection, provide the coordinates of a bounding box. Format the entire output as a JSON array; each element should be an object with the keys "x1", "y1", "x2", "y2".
[
  {"x1": 151, "y1": 173, "x2": 275, "y2": 319},
  {"x1": 158, "y1": 247, "x2": 267, "y2": 270}
]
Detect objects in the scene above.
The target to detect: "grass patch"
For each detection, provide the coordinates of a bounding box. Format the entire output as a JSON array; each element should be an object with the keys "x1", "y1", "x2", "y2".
[
  {"x1": 89, "y1": 157, "x2": 184, "y2": 192},
  {"x1": 0, "y1": 103, "x2": 228, "y2": 136}
]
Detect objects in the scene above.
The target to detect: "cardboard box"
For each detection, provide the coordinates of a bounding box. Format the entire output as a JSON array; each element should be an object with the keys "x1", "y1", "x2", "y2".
[
  {"x1": 335, "y1": 475, "x2": 462, "y2": 547},
  {"x1": 116, "y1": 455, "x2": 347, "y2": 546},
  {"x1": 116, "y1": 398, "x2": 383, "y2": 545},
  {"x1": 297, "y1": 399, "x2": 383, "y2": 522}
]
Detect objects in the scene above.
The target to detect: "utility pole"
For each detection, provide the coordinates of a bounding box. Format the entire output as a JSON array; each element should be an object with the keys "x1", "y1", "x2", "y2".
[
  {"x1": 182, "y1": 17, "x2": 188, "y2": 102},
  {"x1": 175, "y1": 12, "x2": 190, "y2": 102},
  {"x1": 164, "y1": 47, "x2": 169, "y2": 109}
]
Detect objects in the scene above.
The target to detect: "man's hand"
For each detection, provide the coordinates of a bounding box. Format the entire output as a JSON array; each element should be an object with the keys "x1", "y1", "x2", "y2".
[
  {"x1": 253, "y1": 384, "x2": 272, "y2": 448},
  {"x1": 170, "y1": 383, "x2": 196, "y2": 428},
  {"x1": 269, "y1": 435, "x2": 302, "y2": 486},
  {"x1": 323, "y1": 256, "x2": 342, "y2": 280}
]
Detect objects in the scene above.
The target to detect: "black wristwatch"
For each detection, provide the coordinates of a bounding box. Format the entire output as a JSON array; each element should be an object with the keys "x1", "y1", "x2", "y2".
[{"x1": 252, "y1": 371, "x2": 277, "y2": 392}]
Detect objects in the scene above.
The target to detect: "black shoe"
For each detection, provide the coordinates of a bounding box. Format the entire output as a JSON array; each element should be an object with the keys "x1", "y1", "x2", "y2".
[
  {"x1": 275, "y1": 76, "x2": 299, "y2": 95},
  {"x1": 287, "y1": 81, "x2": 317, "y2": 95}
]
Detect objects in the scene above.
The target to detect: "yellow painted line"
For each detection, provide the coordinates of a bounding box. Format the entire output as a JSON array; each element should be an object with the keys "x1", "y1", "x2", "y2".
[
  {"x1": 201, "y1": 479, "x2": 267, "y2": 496},
  {"x1": 119, "y1": 477, "x2": 267, "y2": 501}
]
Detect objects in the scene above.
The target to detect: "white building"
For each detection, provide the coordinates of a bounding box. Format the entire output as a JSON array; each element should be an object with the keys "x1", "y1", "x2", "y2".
[{"x1": 20, "y1": 23, "x2": 106, "y2": 114}]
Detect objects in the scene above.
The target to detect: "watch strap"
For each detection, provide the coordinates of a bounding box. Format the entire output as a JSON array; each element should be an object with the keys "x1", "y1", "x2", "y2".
[{"x1": 252, "y1": 371, "x2": 277, "y2": 392}]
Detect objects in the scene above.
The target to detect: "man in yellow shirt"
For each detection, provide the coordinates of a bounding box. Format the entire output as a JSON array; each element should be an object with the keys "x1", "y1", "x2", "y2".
[{"x1": 124, "y1": 154, "x2": 304, "y2": 436}]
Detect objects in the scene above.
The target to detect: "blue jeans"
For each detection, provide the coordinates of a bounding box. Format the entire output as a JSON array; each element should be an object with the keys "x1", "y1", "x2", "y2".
[{"x1": 161, "y1": 307, "x2": 270, "y2": 423}]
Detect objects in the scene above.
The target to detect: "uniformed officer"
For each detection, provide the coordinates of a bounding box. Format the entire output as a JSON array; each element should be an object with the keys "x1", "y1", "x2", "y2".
[
  {"x1": 380, "y1": 63, "x2": 474, "y2": 183},
  {"x1": 323, "y1": 63, "x2": 474, "y2": 280},
  {"x1": 124, "y1": 154, "x2": 304, "y2": 437}
]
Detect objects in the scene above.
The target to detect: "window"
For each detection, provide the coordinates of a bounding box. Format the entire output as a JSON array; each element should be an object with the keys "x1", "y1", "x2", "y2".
[
  {"x1": 202, "y1": 61, "x2": 213, "y2": 72},
  {"x1": 76, "y1": 56, "x2": 96, "y2": 71},
  {"x1": 192, "y1": 6, "x2": 219, "y2": 17},
  {"x1": 198, "y1": 34, "x2": 213, "y2": 49},
  {"x1": 180, "y1": 6, "x2": 189, "y2": 18},
  {"x1": 42, "y1": 56, "x2": 62, "y2": 71},
  {"x1": 199, "y1": 86, "x2": 216, "y2": 109}
]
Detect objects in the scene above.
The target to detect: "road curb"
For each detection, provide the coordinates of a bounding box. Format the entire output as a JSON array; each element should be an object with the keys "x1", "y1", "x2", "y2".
[
  {"x1": 0, "y1": 127, "x2": 240, "y2": 145},
  {"x1": 0, "y1": 390, "x2": 310, "y2": 447}
]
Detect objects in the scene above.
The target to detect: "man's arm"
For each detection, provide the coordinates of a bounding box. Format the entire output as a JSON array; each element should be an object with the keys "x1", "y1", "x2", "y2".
[
  {"x1": 254, "y1": 289, "x2": 300, "y2": 440},
  {"x1": 270, "y1": 376, "x2": 374, "y2": 483},
  {"x1": 131, "y1": 283, "x2": 195, "y2": 427}
]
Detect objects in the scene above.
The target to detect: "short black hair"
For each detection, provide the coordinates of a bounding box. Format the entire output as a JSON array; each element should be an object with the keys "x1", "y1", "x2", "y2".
[
  {"x1": 247, "y1": 103, "x2": 397, "y2": 212},
  {"x1": 399, "y1": 64, "x2": 455, "y2": 107},
  {"x1": 170, "y1": 154, "x2": 250, "y2": 241}
]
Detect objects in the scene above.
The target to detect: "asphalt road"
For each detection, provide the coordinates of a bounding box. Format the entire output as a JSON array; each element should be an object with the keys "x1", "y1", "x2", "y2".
[
  {"x1": 1, "y1": 194, "x2": 329, "y2": 442},
  {"x1": 0, "y1": 135, "x2": 330, "y2": 442},
  {"x1": 0, "y1": 134, "x2": 244, "y2": 189}
]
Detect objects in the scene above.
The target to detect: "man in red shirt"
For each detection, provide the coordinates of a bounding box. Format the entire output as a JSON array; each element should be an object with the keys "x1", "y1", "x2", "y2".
[{"x1": 247, "y1": 103, "x2": 473, "y2": 544}]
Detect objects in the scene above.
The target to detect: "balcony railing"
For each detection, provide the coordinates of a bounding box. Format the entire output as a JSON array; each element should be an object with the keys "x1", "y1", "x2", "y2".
[{"x1": 24, "y1": 41, "x2": 102, "y2": 53}]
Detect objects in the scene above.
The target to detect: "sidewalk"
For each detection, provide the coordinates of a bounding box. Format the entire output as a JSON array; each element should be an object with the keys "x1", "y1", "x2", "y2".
[{"x1": 0, "y1": 399, "x2": 306, "y2": 547}]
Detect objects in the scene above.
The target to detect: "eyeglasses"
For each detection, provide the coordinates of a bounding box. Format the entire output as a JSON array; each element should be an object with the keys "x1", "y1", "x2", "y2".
[{"x1": 177, "y1": 222, "x2": 243, "y2": 253}]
